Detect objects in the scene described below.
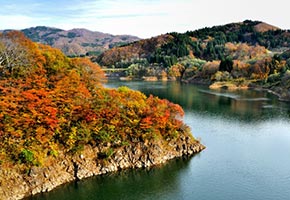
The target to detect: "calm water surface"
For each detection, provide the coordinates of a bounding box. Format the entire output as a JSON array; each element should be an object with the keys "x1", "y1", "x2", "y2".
[{"x1": 29, "y1": 81, "x2": 290, "y2": 200}]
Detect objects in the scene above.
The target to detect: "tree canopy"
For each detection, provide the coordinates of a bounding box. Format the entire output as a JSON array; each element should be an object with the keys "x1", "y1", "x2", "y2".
[{"x1": 0, "y1": 32, "x2": 189, "y2": 168}]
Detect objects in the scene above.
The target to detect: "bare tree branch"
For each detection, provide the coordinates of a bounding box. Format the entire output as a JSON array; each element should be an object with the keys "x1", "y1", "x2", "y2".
[{"x1": 0, "y1": 34, "x2": 30, "y2": 77}]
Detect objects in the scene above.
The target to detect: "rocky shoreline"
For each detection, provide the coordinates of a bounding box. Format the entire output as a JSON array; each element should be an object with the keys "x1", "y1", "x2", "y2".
[
  {"x1": 261, "y1": 86, "x2": 290, "y2": 102},
  {"x1": 0, "y1": 133, "x2": 205, "y2": 200}
]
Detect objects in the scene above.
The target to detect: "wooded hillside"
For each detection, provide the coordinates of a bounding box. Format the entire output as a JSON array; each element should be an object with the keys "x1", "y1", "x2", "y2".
[
  {"x1": 93, "y1": 20, "x2": 290, "y2": 100},
  {"x1": 0, "y1": 32, "x2": 190, "y2": 169}
]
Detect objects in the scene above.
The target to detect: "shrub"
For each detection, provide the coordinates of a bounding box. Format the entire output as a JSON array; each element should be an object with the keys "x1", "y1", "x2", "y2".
[
  {"x1": 19, "y1": 149, "x2": 35, "y2": 165},
  {"x1": 267, "y1": 73, "x2": 281, "y2": 83}
]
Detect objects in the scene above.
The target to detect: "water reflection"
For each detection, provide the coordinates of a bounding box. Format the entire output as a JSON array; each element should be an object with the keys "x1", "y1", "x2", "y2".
[
  {"x1": 106, "y1": 81, "x2": 290, "y2": 122},
  {"x1": 27, "y1": 157, "x2": 193, "y2": 200}
]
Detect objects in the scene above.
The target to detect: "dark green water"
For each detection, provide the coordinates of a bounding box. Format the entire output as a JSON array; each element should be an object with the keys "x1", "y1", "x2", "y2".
[{"x1": 29, "y1": 81, "x2": 290, "y2": 200}]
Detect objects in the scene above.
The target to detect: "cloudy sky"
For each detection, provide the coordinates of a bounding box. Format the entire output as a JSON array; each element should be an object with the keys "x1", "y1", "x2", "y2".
[{"x1": 0, "y1": 0, "x2": 289, "y2": 38}]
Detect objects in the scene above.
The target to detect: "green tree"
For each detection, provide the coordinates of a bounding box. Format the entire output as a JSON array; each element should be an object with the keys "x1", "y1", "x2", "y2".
[{"x1": 219, "y1": 57, "x2": 233, "y2": 72}]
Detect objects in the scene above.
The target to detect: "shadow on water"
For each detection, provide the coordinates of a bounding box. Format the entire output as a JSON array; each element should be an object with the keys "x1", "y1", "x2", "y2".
[{"x1": 27, "y1": 157, "x2": 194, "y2": 200}]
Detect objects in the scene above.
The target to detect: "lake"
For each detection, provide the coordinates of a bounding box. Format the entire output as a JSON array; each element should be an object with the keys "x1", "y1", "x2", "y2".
[{"x1": 29, "y1": 81, "x2": 290, "y2": 200}]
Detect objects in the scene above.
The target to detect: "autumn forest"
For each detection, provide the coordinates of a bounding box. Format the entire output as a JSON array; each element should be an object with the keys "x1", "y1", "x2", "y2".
[{"x1": 0, "y1": 31, "x2": 188, "y2": 169}]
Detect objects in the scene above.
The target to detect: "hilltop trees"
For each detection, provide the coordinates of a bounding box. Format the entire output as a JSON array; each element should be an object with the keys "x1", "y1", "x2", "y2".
[{"x1": 95, "y1": 20, "x2": 290, "y2": 84}]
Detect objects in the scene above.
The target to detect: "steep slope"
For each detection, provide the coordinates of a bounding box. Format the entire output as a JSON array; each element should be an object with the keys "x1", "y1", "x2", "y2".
[
  {"x1": 94, "y1": 34, "x2": 174, "y2": 66},
  {"x1": 3, "y1": 26, "x2": 140, "y2": 56}
]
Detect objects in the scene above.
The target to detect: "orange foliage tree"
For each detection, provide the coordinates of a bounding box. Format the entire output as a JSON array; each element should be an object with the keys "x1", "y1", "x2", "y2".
[{"x1": 0, "y1": 32, "x2": 189, "y2": 167}]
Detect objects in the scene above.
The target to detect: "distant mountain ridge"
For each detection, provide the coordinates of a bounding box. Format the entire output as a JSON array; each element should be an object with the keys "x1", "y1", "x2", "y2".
[{"x1": 2, "y1": 26, "x2": 140, "y2": 56}]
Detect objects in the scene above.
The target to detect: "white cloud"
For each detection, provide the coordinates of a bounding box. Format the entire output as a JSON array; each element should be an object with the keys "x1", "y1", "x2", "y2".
[
  {"x1": 1, "y1": 0, "x2": 290, "y2": 38},
  {"x1": 0, "y1": 15, "x2": 37, "y2": 30},
  {"x1": 63, "y1": 0, "x2": 201, "y2": 37}
]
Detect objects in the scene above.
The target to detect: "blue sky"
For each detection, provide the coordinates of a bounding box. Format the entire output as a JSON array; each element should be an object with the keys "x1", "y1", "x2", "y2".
[{"x1": 1, "y1": 0, "x2": 289, "y2": 38}]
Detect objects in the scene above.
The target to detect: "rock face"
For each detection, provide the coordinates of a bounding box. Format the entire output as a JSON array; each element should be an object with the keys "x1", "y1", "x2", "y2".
[{"x1": 0, "y1": 134, "x2": 205, "y2": 200}]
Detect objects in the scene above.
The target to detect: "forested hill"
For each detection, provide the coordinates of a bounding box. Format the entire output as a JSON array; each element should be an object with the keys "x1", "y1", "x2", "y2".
[
  {"x1": 95, "y1": 20, "x2": 290, "y2": 67},
  {"x1": 2, "y1": 26, "x2": 140, "y2": 57}
]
